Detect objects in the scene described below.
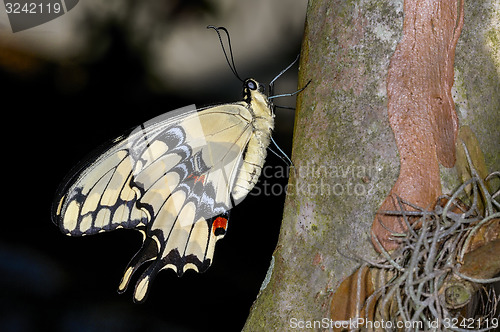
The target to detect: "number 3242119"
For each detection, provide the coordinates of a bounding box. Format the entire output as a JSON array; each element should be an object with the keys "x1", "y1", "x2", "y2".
[
  {"x1": 5, "y1": 2, "x2": 62, "y2": 14},
  {"x1": 443, "y1": 317, "x2": 499, "y2": 330}
]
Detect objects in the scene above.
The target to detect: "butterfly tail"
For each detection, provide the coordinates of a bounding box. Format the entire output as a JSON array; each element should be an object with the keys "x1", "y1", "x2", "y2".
[{"x1": 117, "y1": 235, "x2": 159, "y2": 296}]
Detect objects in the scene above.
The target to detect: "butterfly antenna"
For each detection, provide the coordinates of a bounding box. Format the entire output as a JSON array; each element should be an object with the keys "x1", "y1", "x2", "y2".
[
  {"x1": 207, "y1": 25, "x2": 243, "y2": 82},
  {"x1": 269, "y1": 136, "x2": 297, "y2": 178}
]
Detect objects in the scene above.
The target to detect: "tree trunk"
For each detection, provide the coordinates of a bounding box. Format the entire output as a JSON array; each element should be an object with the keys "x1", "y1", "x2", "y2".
[{"x1": 243, "y1": 0, "x2": 499, "y2": 330}]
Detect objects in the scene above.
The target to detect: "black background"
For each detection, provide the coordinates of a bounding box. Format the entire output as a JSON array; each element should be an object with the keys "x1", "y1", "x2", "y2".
[{"x1": 0, "y1": 2, "x2": 305, "y2": 331}]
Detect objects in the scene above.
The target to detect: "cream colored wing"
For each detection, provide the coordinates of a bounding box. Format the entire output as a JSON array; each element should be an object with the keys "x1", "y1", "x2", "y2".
[{"x1": 52, "y1": 103, "x2": 254, "y2": 302}]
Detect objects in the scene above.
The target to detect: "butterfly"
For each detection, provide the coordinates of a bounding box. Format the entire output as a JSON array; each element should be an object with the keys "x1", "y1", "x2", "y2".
[{"x1": 52, "y1": 26, "x2": 306, "y2": 303}]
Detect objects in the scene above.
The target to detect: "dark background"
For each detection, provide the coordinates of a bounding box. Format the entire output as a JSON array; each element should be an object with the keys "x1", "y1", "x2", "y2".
[{"x1": 0, "y1": 1, "x2": 306, "y2": 331}]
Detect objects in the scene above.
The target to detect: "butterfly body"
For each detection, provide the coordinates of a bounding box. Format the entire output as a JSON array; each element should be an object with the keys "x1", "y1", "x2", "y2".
[
  {"x1": 53, "y1": 78, "x2": 275, "y2": 302},
  {"x1": 232, "y1": 79, "x2": 274, "y2": 201}
]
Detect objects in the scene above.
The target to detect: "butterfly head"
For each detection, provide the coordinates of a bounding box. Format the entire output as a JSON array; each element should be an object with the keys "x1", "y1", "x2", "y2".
[{"x1": 243, "y1": 78, "x2": 271, "y2": 112}]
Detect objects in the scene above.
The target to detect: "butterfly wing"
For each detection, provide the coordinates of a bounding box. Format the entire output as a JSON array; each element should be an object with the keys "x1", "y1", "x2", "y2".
[{"x1": 53, "y1": 103, "x2": 254, "y2": 302}]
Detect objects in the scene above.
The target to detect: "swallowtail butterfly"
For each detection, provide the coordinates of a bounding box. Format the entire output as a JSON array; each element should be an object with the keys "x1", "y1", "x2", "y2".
[{"x1": 52, "y1": 26, "x2": 305, "y2": 302}]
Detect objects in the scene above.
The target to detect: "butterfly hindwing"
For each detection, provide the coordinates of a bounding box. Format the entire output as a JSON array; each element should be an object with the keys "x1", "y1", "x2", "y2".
[{"x1": 118, "y1": 211, "x2": 230, "y2": 303}]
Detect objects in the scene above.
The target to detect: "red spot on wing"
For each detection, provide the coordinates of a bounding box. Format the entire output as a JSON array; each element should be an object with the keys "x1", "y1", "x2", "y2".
[{"x1": 212, "y1": 217, "x2": 228, "y2": 235}]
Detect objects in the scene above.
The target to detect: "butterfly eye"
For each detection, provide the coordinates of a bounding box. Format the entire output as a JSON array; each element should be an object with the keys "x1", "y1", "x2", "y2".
[{"x1": 247, "y1": 80, "x2": 257, "y2": 90}]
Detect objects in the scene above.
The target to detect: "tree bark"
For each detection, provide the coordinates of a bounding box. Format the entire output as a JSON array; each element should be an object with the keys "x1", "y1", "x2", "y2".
[{"x1": 243, "y1": 0, "x2": 499, "y2": 330}]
